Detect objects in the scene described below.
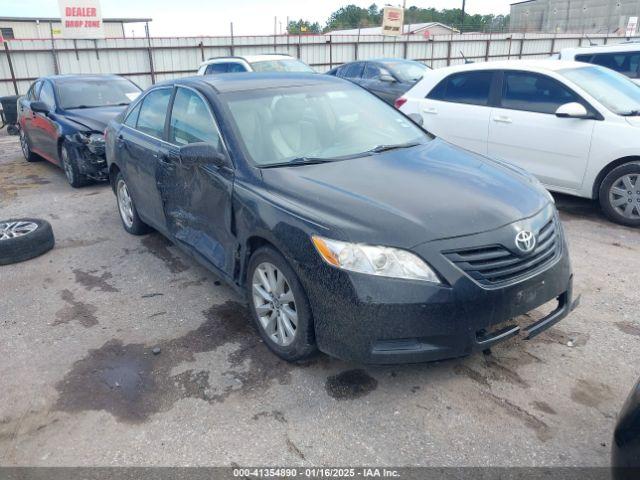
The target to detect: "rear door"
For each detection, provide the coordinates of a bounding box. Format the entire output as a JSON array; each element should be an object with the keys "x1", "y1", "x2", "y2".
[
  {"x1": 118, "y1": 87, "x2": 173, "y2": 231},
  {"x1": 417, "y1": 70, "x2": 496, "y2": 154},
  {"x1": 19, "y1": 81, "x2": 42, "y2": 145},
  {"x1": 487, "y1": 70, "x2": 595, "y2": 190},
  {"x1": 32, "y1": 81, "x2": 59, "y2": 161},
  {"x1": 158, "y1": 86, "x2": 235, "y2": 274}
]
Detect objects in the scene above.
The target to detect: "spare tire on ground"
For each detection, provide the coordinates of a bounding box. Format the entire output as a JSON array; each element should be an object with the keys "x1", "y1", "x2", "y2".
[{"x1": 0, "y1": 219, "x2": 55, "y2": 265}]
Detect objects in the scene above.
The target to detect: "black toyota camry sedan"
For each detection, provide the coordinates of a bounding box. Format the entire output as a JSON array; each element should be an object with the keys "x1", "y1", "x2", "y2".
[
  {"x1": 105, "y1": 73, "x2": 577, "y2": 364},
  {"x1": 18, "y1": 74, "x2": 141, "y2": 187}
]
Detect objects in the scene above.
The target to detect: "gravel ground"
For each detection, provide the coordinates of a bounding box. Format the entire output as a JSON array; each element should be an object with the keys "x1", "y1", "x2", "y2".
[{"x1": 0, "y1": 128, "x2": 639, "y2": 467}]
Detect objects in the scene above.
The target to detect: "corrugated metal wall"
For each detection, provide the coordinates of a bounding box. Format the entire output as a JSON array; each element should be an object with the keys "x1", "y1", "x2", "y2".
[{"x1": 0, "y1": 32, "x2": 635, "y2": 96}]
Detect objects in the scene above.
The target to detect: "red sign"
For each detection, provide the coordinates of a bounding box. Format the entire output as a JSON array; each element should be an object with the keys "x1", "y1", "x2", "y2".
[{"x1": 58, "y1": 0, "x2": 105, "y2": 39}]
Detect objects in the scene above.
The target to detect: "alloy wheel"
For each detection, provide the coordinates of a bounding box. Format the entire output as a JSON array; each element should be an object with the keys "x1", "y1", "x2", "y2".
[
  {"x1": 609, "y1": 173, "x2": 640, "y2": 220},
  {"x1": 251, "y1": 262, "x2": 298, "y2": 347},
  {"x1": 20, "y1": 131, "x2": 30, "y2": 160},
  {"x1": 61, "y1": 146, "x2": 75, "y2": 184},
  {"x1": 0, "y1": 221, "x2": 38, "y2": 240},
  {"x1": 117, "y1": 179, "x2": 134, "y2": 228}
]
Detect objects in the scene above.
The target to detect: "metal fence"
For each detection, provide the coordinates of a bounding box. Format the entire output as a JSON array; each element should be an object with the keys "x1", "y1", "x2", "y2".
[{"x1": 1, "y1": 32, "x2": 638, "y2": 97}]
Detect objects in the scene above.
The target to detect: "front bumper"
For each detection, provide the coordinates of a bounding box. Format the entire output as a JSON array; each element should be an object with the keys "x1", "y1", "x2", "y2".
[
  {"x1": 66, "y1": 135, "x2": 108, "y2": 181},
  {"x1": 298, "y1": 206, "x2": 576, "y2": 364}
]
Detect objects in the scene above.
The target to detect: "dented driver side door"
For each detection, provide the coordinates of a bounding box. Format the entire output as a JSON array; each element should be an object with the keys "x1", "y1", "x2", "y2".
[{"x1": 158, "y1": 86, "x2": 235, "y2": 275}]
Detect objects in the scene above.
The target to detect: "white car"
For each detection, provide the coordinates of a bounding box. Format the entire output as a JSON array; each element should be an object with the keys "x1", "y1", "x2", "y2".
[
  {"x1": 197, "y1": 54, "x2": 314, "y2": 75},
  {"x1": 558, "y1": 44, "x2": 640, "y2": 85},
  {"x1": 398, "y1": 60, "x2": 640, "y2": 226}
]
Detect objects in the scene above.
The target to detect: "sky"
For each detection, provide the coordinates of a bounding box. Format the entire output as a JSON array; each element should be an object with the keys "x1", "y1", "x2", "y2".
[{"x1": 3, "y1": 0, "x2": 513, "y2": 36}]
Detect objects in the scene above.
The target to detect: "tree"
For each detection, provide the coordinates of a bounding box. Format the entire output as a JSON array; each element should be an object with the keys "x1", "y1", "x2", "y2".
[
  {"x1": 324, "y1": 3, "x2": 508, "y2": 33},
  {"x1": 287, "y1": 19, "x2": 321, "y2": 34}
]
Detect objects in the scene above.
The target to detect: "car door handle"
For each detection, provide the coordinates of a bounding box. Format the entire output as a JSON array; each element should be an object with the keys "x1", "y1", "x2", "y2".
[
  {"x1": 423, "y1": 107, "x2": 438, "y2": 115},
  {"x1": 493, "y1": 116, "x2": 512, "y2": 124}
]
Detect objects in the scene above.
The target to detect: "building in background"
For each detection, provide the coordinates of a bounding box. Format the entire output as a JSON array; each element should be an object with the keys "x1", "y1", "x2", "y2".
[
  {"x1": 325, "y1": 22, "x2": 458, "y2": 36},
  {"x1": 0, "y1": 16, "x2": 151, "y2": 39},
  {"x1": 510, "y1": 0, "x2": 640, "y2": 34}
]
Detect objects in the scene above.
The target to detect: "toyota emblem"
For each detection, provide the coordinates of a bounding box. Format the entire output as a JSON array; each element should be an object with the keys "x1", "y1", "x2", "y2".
[{"x1": 515, "y1": 230, "x2": 536, "y2": 254}]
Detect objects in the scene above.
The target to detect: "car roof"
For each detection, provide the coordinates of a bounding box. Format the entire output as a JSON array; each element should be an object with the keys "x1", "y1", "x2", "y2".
[
  {"x1": 158, "y1": 72, "x2": 346, "y2": 94},
  {"x1": 430, "y1": 59, "x2": 591, "y2": 75},
  {"x1": 200, "y1": 54, "x2": 296, "y2": 66},
  {"x1": 40, "y1": 74, "x2": 127, "y2": 83}
]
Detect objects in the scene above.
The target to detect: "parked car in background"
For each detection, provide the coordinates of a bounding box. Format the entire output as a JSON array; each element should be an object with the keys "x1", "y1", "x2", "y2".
[
  {"x1": 559, "y1": 44, "x2": 640, "y2": 85},
  {"x1": 106, "y1": 73, "x2": 575, "y2": 364},
  {"x1": 398, "y1": 60, "x2": 640, "y2": 227},
  {"x1": 197, "y1": 54, "x2": 314, "y2": 75},
  {"x1": 18, "y1": 74, "x2": 141, "y2": 187},
  {"x1": 612, "y1": 377, "x2": 640, "y2": 479},
  {"x1": 327, "y1": 58, "x2": 431, "y2": 105}
]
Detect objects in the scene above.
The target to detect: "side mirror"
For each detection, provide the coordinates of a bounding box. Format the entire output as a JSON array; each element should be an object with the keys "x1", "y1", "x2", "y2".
[
  {"x1": 30, "y1": 101, "x2": 51, "y2": 114},
  {"x1": 379, "y1": 73, "x2": 396, "y2": 83},
  {"x1": 555, "y1": 102, "x2": 590, "y2": 119},
  {"x1": 408, "y1": 113, "x2": 424, "y2": 126},
  {"x1": 179, "y1": 142, "x2": 228, "y2": 168}
]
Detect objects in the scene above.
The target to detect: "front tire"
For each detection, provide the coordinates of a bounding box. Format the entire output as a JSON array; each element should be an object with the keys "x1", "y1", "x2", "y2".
[
  {"x1": 247, "y1": 246, "x2": 317, "y2": 362},
  {"x1": 20, "y1": 129, "x2": 39, "y2": 162},
  {"x1": 60, "y1": 142, "x2": 90, "y2": 188},
  {"x1": 115, "y1": 172, "x2": 151, "y2": 235},
  {"x1": 599, "y1": 162, "x2": 640, "y2": 227}
]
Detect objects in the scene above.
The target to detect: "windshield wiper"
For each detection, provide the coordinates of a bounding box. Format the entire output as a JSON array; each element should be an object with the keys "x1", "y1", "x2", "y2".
[
  {"x1": 621, "y1": 110, "x2": 640, "y2": 116},
  {"x1": 367, "y1": 141, "x2": 422, "y2": 154},
  {"x1": 260, "y1": 157, "x2": 335, "y2": 168}
]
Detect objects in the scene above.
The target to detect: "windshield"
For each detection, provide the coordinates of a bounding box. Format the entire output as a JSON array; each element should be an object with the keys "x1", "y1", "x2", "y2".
[
  {"x1": 57, "y1": 78, "x2": 141, "y2": 109},
  {"x1": 385, "y1": 61, "x2": 430, "y2": 82},
  {"x1": 225, "y1": 84, "x2": 429, "y2": 166},
  {"x1": 559, "y1": 66, "x2": 640, "y2": 115},
  {"x1": 250, "y1": 59, "x2": 315, "y2": 73}
]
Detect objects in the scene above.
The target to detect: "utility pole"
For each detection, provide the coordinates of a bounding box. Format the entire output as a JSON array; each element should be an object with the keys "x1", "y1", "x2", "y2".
[{"x1": 461, "y1": 0, "x2": 466, "y2": 31}]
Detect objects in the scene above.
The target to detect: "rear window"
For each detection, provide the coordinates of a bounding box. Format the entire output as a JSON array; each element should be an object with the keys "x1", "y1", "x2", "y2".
[
  {"x1": 428, "y1": 71, "x2": 493, "y2": 106},
  {"x1": 575, "y1": 51, "x2": 640, "y2": 79},
  {"x1": 250, "y1": 59, "x2": 314, "y2": 73}
]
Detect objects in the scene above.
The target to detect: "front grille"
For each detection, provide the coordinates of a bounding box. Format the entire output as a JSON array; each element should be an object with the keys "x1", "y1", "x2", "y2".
[{"x1": 443, "y1": 216, "x2": 561, "y2": 286}]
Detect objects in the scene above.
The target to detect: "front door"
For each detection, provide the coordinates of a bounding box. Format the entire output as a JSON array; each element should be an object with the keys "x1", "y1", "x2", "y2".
[
  {"x1": 158, "y1": 86, "x2": 235, "y2": 275},
  {"x1": 487, "y1": 70, "x2": 595, "y2": 191}
]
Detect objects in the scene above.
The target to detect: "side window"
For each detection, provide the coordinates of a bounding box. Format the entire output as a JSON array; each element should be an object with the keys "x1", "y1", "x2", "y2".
[
  {"x1": 227, "y1": 63, "x2": 247, "y2": 73},
  {"x1": 427, "y1": 78, "x2": 447, "y2": 100},
  {"x1": 28, "y1": 81, "x2": 42, "y2": 101},
  {"x1": 501, "y1": 71, "x2": 580, "y2": 114},
  {"x1": 205, "y1": 63, "x2": 229, "y2": 74},
  {"x1": 433, "y1": 71, "x2": 493, "y2": 106},
  {"x1": 124, "y1": 101, "x2": 142, "y2": 127},
  {"x1": 363, "y1": 63, "x2": 382, "y2": 79},
  {"x1": 39, "y1": 82, "x2": 56, "y2": 108},
  {"x1": 168, "y1": 88, "x2": 222, "y2": 149},
  {"x1": 343, "y1": 62, "x2": 364, "y2": 79},
  {"x1": 136, "y1": 88, "x2": 172, "y2": 138}
]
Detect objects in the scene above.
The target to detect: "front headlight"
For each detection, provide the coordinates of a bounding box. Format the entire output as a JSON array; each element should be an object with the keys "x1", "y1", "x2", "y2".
[
  {"x1": 311, "y1": 236, "x2": 441, "y2": 283},
  {"x1": 75, "y1": 132, "x2": 105, "y2": 154}
]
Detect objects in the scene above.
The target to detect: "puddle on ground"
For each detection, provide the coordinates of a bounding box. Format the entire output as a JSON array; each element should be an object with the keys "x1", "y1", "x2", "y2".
[
  {"x1": 53, "y1": 289, "x2": 99, "y2": 328},
  {"x1": 325, "y1": 369, "x2": 378, "y2": 400},
  {"x1": 140, "y1": 234, "x2": 190, "y2": 274},
  {"x1": 55, "y1": 301, "x2": 304, "y2": 423}
]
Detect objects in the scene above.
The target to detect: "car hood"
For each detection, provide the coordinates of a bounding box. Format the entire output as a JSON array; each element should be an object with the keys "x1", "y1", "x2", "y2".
[
  {"x1": 61, "y1": 105, "x2": 127, "y2": 132},
  {"x1": 261, "y1": 139, "x2": 550, "y2": 248}
]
